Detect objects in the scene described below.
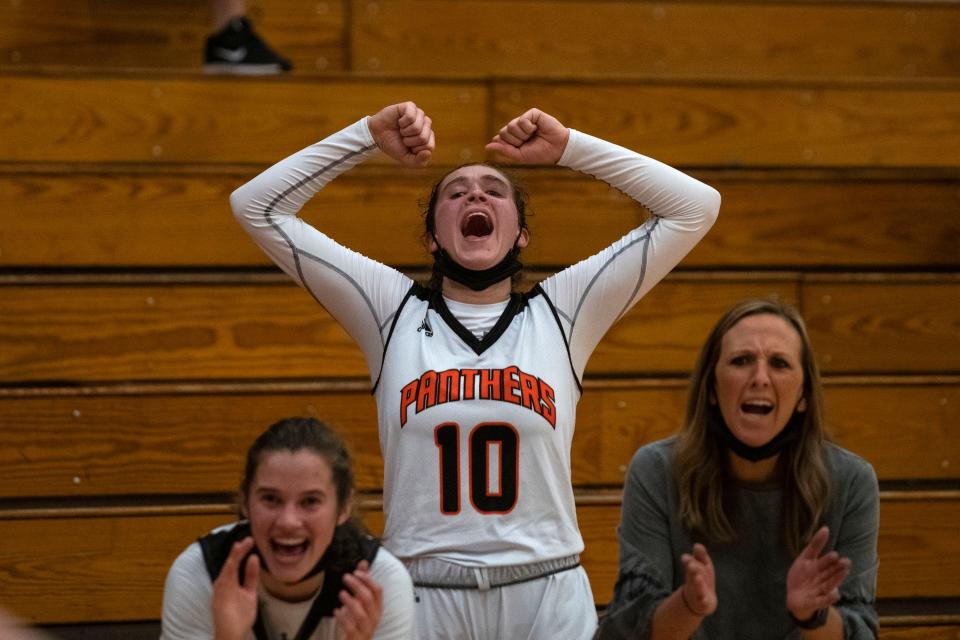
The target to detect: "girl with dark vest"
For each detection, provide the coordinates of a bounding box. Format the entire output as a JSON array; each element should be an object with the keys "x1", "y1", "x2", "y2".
[{"x1": 160, "y1": 417, "x2": 413, "y2": 640}]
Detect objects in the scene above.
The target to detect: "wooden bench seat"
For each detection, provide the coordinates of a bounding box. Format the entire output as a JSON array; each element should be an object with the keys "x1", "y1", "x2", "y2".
[
  {"x1": 2, "y1": 275, "x2": 956, "y2": 382},
  {"x1": 4, "y1": 0, "x2": 958, "y2": 82},
  {"x1": 2, "y1": 75, "x2": 959, "y2": 168},
  {"x1": 879, "y1": 628, "x2": 960, "y2": 640},
  {"x1": 3, "y1": 492, "x2": 957, "y2": 624},
  {"x1": 492, "y1": 82, "x2": 960, "y2": 169},
  {"x1": 2, "y1": 166, "x2": 958, "y2": 269},
  {"x1": 350, "y1": 0, "x2": 960, "y2": 81},
  {"x1": 0, "y1": 76, "x2": 487, "y2": 166},
  {"x1": 802, "y1": 279, "x2": 960, "y2": 373},
  {"x1": 0, "y1": 0, "x2": 342, "y2": 73},
  {"x1": 1, "y1": 378, "x2": 956, "y2": 499},
  {"x1": 34, "y1": 619, "x2": 960, "y2": 639}
]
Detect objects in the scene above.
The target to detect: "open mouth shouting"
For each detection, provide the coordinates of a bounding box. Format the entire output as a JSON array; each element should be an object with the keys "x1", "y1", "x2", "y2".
[
  {"x1": 741, "y1": 400, "x2": 774, "y2": 415},
  {"x1": 461, "y1": 211, "x2": 494, "y2": 239},
  {"x1": 270, "y1": 537, "x2": 310, "y2": 566}
]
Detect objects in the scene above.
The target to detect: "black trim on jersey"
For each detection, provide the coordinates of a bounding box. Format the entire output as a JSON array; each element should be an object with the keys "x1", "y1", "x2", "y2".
[
  {"x1": 531, "y1": 284, "x2": 582, "y2": 395},
  {"x1": 412, "y1": 284, "x2": 432, "y2": 302},
  {"x1": 198, "y1": 521, "x2": 380, "y2": 640},
  {"x1": 426, "y1": 286, "x2": 528, "y2": 356},
  {"x1": 372, "y1": 284, "x2": 419, "y2": 394},
  {"x1": 199, "y1": 521, "x2": 258, "y2": 582}
]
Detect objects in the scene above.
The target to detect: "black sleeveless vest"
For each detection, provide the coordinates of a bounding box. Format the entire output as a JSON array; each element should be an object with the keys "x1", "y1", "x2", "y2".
[{"x1": 198, "y1": 521, "x2": 380, "y2": 640}]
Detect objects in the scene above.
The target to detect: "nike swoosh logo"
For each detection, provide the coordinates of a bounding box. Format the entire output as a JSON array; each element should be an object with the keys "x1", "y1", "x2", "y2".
[{"x1": 214, "y1": 46, "x2": 247, "y2": 62}]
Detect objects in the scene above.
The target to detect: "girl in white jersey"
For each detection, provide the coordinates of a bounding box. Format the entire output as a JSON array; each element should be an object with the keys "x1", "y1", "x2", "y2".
[
  {"x1": 231, "y1": 102, "x2": 721, "y2": 639},
  {"x1": 160, "y1": 417, "x2": 414, "y2": 640}
]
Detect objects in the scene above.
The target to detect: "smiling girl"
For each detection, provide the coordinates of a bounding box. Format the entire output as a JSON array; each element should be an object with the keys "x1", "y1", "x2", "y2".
[
  {"x1": 160, "y1": 417, "x2": 414, "y2": 640},
  {"x1": 231, "y1": 101, "x2": 720, "y2": 639}
]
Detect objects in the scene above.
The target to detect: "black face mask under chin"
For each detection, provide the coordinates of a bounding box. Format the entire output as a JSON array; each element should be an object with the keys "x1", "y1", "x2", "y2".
[
  {"x1": 714, "y1": 412, "x2": 803, "y2": 462},
  {"x1": 431, "y1": 244, "x2": 523, "y2": 292}
]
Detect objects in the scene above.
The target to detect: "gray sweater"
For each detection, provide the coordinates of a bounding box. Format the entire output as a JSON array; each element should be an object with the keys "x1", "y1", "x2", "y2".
[{"x1": 596, "y1": 437, "x2": 879, "y2": 639}]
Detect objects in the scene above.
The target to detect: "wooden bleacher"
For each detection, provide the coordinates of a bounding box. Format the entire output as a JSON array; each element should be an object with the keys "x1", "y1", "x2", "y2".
[
  {"x1": 3, "y1": 494, "x2": 959, "y2": 624},
  {"x1": 2, "y1": 166, "x2": 959, "y2": 268},
  {"x1": 1, "y1": 0, "x2": 957, "y2": 637},
  {"x1": 2, "y1": 379, "x2": 958, "y2": 496}
]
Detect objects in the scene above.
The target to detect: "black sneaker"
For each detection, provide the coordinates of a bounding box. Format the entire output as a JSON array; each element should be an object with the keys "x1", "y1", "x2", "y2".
[{"x1": 203, "y1": 16, "x2": 293, "y2": 75}]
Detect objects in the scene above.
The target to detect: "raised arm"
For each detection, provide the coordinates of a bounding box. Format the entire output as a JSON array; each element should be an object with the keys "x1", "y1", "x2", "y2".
[
  {"x1": 491, "y1": 109, "x2": 721, "y2": 378},
  {"x1": 230, "y1": 102, "x2": 435, "y2": 379}
]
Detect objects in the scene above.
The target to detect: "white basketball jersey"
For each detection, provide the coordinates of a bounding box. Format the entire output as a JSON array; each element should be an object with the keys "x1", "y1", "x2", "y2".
[
  {"x1": 374, "y1": 285, "x2": 582, "y2": 565},
  {"x1": 232, "y1": 116, "x2": 721, "y2": 574}
]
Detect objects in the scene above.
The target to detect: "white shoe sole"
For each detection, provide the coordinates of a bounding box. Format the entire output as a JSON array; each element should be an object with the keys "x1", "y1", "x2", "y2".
[{"x1": 202, "y1": 63, "x2": 285, "y2": 75}]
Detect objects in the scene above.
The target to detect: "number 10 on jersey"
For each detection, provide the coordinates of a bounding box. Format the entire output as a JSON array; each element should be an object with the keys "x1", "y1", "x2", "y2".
[{"x1": 434, "y1": 423, "x2": 519, "y2": 515}]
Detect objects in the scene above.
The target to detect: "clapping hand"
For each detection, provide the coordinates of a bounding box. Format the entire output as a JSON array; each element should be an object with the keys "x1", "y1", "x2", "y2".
[
  {"x1": 786, "y1": 526, "x2": 850, "y2": 622},
  {"x1": 680, "y1": 543, "x2": 717, "y2": 618},
  {"x1": 212, "y1": 537, "x2": 260, "y2": 640},
  {"x1": 334, "y1": 560, "x2": 384, "y2": 640}
]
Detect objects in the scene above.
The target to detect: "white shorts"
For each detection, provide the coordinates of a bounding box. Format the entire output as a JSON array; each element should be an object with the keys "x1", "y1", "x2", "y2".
[{"x1": 409, "y1": 561, "x2": 597, "y2": 640}]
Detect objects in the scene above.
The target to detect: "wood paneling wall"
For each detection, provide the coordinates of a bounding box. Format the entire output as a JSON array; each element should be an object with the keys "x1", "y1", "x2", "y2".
[
  {"x1": 2, "y1": 167, "x2": 958, "y2": 268},
  {"x1": 1, "y1": 0, "x2": 957, "y2": 634},
  {"x1": 3, "y1": 493, "x2": 958, "y2": 623}
]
